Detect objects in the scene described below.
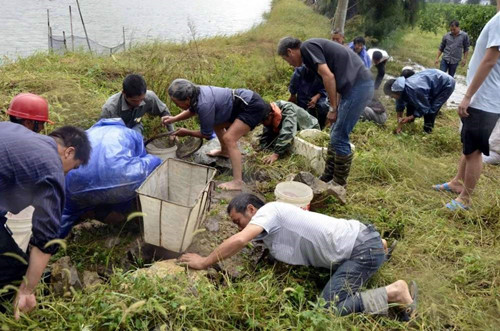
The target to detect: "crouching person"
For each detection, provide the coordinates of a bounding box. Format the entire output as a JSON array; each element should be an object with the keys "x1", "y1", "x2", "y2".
[
  {"x1": 0, "y1": 123, "x2": 91, "y2": 318},
  {"x1": 384, "y1": 69, "x2": 455, "y2": 134},
  {"x1": 179, "y1": 193, "x2": 417, "y2": 319},
  {"x1": 260, "y1": 101, "x2": 320, "y2": 164}
]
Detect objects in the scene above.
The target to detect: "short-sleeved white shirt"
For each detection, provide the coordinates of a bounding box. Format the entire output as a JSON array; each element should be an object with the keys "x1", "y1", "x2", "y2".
[
  {"x1": 249, "y1": 202, "x2": 361, "y2": 269},
  {"x1": 467, "y1": 12, "x2": 500, "y2": 114},
  {"x1": 367, "y1": 48, "x2": 390, "y2": 67}
]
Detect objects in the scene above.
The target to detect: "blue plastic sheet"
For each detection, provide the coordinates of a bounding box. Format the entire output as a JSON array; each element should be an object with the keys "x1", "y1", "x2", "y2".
[{"x1": 59, "y1": 119, "x2": 161, "y2": 237}]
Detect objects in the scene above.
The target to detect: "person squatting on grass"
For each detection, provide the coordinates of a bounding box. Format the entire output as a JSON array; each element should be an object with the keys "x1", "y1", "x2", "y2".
[
  {"x1": 277, "y1": 37, "x2": 374, "y2": 187},
  {"x1": 179, "y1": 193, "x2": 417, "y2": 320},
  {"x1": 384, "y1": 69, "x2": 455, "y2": 134},
  {"x1": 288, "y1": 65, "x2": 329, "y2": 129},
  {"x1": 101, "y1": 74, "x2": 175, "y2": 135},
  {"x1": 259, "y1": 100, "x2": 320, "y2": 164},
  {"x1": 434, "y1": 20, "x2": 470, "y2": 78},
  {"x1": 0, "y1": 123, "x2": 91, "y2": 319},
  {"x1": 433, "y1": 7, "x2": 500, "y2": 211},
  {"x1": 163, "y1": 79, "x2": 270, "y2": 191}
]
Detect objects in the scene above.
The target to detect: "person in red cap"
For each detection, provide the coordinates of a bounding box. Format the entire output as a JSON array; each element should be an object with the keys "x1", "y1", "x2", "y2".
[{"x1": 6, "y1": 93, "x2": 53, "y2": 133}]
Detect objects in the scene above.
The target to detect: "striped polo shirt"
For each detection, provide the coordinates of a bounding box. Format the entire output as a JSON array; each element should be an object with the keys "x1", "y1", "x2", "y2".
[{"x1": 250, "y1": 202, "x2": 361, "y2": 269}]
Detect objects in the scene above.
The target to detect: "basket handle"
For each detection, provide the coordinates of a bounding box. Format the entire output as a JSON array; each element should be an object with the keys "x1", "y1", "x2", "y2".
[{"x1": 144, "y1": 131, "x2": 175, "y2": 146}]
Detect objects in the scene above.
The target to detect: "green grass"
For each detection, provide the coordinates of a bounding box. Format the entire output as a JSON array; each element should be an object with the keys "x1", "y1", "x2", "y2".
[{"x1": 1, "y1": 0, "x2": 500, "y2": 330}]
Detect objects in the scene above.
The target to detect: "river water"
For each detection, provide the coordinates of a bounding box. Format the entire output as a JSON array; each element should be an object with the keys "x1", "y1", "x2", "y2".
[{"x1": 0, "y1": 0, "x2": 271, "y2": 59}]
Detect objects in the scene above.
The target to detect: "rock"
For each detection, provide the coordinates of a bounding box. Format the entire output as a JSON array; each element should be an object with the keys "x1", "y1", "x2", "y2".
[
  {"x1": 104, "y1": 236, "x2": 121, "y2": 249},
  {"x1": 204, "y1": 217, "x2": 219, "y2": 232},
  {"x1": 293, "y1": 172, "x2": 347, "y2": 206},
  {"x1": 82, "y1": 270, "x2": 102, "y2": 290},
  {"x1": 50, "y1": 256, "x2": 82, "y2": 296},
  {"x1": 192, "y1": 138, "x2": 232, "y2": 169},
  {"x1": 132, "y1": 259, "x2": 206, "y2": 281}
]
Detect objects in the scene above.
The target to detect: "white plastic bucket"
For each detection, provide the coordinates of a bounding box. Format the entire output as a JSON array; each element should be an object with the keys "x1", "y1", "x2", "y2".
[
  {"x1": 146, "y1": 143, "x2": 177, "y2": 161},
  {"x1": 274, "y1": 181, "x2": 314, "y2": 210},
  {"x1": 6, "y1": 206, "x2": 34, "y2": 253}
]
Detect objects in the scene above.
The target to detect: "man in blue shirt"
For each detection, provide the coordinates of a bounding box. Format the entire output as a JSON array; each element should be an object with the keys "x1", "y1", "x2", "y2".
[
  {"x1": 384, "y1": 69, "x2": 455, "y2": 134},
  {"x1": 289, "y1": 65, "x2": 329, "y2": 129},
  {"x1": 0, "y1": 123, "x2": 91, "y2": 319},
  {"x1": 349, "y1": 36, "x2": 371, "y2": 69}
]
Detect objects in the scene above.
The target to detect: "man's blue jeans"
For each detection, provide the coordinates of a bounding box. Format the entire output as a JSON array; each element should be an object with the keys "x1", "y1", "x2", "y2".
[
  {"x1": 440, "y1": 59, "x2": 459, "y2": 77},
  {"x1": 321, "y1": 235, "x2": 386, "y2": 315},
  {"x1": 330, "y1": 79, "x2": 374, "y2": 155}
]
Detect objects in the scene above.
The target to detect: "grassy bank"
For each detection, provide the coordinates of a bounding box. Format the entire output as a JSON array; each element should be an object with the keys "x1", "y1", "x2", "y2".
[{"x1": 1, "y1": 0, "x2": 499, "y2": 330}]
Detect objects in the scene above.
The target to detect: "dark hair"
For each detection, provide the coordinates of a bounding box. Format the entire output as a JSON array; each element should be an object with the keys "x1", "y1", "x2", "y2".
[
  {"x1": 49, "y1": 126, "x2": 91, "y2": 165},
  {"x1": 9, "y1": 115, "x2": 25, "y2": 125},
  {"x1": 383, "y1": 79, "x2": 396, "y2": 96},
  {"x1": 450, "y1": 20, "x2": 459, "y2": 28},
  {"x1": 372, "y1": 51, "x2": 383, "y2": 62},
  {"x1": 401, "y1": 69, "x2": 415, "y2": 78},
  {"x1": 353, "y1": 36, "x2": 366, "y2": 45},
  {"x1": 227, "y1": 193, "x2": 265, "y2": 214},
  {"x1": 122, "y1": 74, "x2": 147, "y2": 97},
  {"x1": 277, "y1": 37, "x2": 302, "y2": 56}
]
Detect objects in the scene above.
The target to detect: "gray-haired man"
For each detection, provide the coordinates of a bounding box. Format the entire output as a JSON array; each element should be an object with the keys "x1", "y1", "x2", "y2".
[{"x1": 179, "y1": 193, "x2": 417, "y2": 320}]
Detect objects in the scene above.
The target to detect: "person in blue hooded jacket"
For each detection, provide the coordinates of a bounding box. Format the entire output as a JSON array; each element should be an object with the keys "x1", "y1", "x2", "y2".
[{"x1": 384, "y1": 69, "x2": 455, "y2": 134}]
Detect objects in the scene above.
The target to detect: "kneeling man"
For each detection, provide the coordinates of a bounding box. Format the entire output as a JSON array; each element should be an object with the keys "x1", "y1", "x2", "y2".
[{"x1": 179, "y1": 193, "x2": 417, "y2": 319}]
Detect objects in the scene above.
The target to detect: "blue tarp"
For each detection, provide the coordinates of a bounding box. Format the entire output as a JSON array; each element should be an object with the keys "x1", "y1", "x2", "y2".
[{"x1": 59, "y1": 119, "x2": 161, "y2": 237}]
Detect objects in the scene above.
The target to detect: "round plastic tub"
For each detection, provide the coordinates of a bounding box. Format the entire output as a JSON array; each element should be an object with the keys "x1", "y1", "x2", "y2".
[
  {"x1": 146, "y1": 143, "x2": 177, "y2": 161},
  {"x1": 274, "y1": 181, "x2": 314, "y2": 210}
]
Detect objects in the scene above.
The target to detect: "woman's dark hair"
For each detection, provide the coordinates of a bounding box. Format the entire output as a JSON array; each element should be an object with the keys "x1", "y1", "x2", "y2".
[
  {"x1": 123, "y1": 74, "x2": 147, "y2": 97},
  {"x1": 227, "y1": 193, "x2": 265, "y2": 214},
  {"x1": 49, "y1": 126, "x2": 91, "y2": 165},
  {"x1": 383, "y1": 79, "x2": 396, "y2": 96}
]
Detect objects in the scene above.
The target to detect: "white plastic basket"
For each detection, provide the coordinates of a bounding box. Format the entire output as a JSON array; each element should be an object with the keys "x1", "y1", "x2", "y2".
[{"x1": 136, "y1": 159, "x2": 216, "y2": 252}]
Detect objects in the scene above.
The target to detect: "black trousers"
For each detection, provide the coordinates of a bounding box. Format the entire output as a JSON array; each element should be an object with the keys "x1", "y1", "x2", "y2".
[
  {"x1": 405, "y1": 104, "x2": 437, "y2": 133},
  {"x1": 0, "y1": 220, "x2": 28, "y2": 287}
]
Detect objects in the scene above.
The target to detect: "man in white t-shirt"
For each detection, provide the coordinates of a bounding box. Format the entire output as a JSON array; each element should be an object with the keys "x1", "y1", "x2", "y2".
[
  {"x1": 367, "y1": 48, "x2": 390, "y2": 90},
  {"x1": 433, "y1": 5, "x2": 500, "y2": 210},
  {"x1": 179, "y1": 193, "x2": 417, "y2": 320}
]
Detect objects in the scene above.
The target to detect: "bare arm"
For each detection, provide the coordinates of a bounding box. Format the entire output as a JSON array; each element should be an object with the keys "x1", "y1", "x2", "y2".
[
  {"x1": 174, "y1": 128, "x2": 211, "y2": 139},
  {"x1": 178, "y1": 224, "x2": 263, "y2": 269},
  {"x1": 458, "y1": 47, "x2": 500, "y2": 117},
  {"x1": 14, "y1": 247, "x2": 51, "y2": 320},
  {"x1": 317, "y1": 64, "x2": 337, "y2": 109},
  {"x1": 435, "y1": 50, "x2": 443, "y2": 65},
  {"x1": 162, "y1": 110, "x2": 196, "y2": 125}
]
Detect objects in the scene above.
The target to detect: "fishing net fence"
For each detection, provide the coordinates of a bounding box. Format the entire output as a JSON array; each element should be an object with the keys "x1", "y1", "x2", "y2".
[{"x1": 49, "y1": 34, "x2": 125, "y2": 56}]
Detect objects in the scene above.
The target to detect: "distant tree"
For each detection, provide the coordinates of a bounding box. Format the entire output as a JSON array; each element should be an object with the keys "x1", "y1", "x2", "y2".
[{"x1": 332, "y1": 0, "x2": 349, "y2": 34}]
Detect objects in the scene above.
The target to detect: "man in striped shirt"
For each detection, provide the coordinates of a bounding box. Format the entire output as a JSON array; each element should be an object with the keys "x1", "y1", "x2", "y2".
[{"x1": 180, "y1": 193, "x2": 417, "y2": 319}]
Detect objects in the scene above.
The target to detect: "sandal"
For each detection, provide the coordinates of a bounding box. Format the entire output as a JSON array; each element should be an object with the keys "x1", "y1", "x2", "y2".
[
  {"x1": 398, "y1": 280, "x2": 418, "y2": 322},
  {"x1": 432, "y1": 183, "x2": 452, "y2": 192},
  {"x1": 445, "y1": 199, "x2": 469, "y2": 211},
  {"x1": 386, "y1": 240, "x2": 398, "y2": 261}
]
